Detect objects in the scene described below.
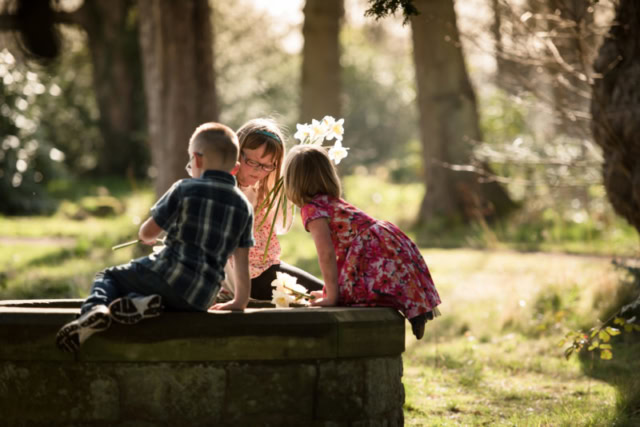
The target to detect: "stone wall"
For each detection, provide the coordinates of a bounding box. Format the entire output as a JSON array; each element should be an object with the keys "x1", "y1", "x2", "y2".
[{"x1": 0, "y1": 299, "x2": 406, "y2": 426}]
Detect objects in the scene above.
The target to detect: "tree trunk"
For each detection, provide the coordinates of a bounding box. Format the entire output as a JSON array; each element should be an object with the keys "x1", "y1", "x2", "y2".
[
  {"x1": 591, "y1": 0, "x2": 640, "y2": 234},
  {"x1": 410, "y1": 0, "x2": 515, "y2": 226},
  {"x1": 301, "y1": 0, "x2": 343, "y2": 123},
  {"x1": 75, "y1": 0, "x2": 147, "y2": 176},
  {"x1": 137, "y1": 0, "x2": 218, "y2": 196}
]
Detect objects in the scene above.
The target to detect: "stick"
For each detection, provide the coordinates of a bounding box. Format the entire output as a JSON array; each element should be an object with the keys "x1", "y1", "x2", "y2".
[{"x1": 111, "y1": 239, "x2": 140, "y2": 251}]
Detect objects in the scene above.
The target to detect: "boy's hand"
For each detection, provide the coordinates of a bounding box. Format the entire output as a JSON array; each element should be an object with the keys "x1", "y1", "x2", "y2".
[{"x1": 209, "y1": 299, "x2": 246, "y2": 311}]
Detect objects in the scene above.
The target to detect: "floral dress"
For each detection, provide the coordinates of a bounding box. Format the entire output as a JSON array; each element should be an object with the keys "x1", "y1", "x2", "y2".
[{"x1": 301, "y1": 195, "x2": 441, "y2": 319}]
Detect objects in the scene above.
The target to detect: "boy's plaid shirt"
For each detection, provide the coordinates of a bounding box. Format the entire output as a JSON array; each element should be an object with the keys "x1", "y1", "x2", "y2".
[{"x1": 147, "y1": 170, "x2": 254, "y2": 310}]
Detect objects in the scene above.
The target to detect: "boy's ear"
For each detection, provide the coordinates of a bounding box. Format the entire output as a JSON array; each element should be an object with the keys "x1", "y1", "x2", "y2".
[
  {"x1": 195, "y1": 154, "x2": 204, "y2": 169},
  {"x1": 230, "y1": 161, "x2": 240, "y2": 176}
]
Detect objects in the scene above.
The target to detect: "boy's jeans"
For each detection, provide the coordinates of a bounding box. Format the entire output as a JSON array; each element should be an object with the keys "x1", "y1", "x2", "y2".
[{"x1": 81, "y1": 256, "x2": 202, "y2": 314}]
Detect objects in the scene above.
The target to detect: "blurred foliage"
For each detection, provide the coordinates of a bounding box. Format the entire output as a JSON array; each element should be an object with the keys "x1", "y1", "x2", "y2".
[
  {"x1": 0, "y1": 49, "x2": 67, "y2": 215},
  {"x1": 214, "y1": 0, "x2": 300, "y2": 133},
  {"x1": 340, "y1": 22, "x2": 419, "y2": 176},
  {"x1": 214, "y1": 0, "x2": 419, "y2": 178}
]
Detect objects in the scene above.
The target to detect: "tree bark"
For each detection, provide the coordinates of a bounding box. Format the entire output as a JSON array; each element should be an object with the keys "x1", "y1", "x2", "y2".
[
  {"x1": 301, "y1": 0, "x2": 343, "y2": 123},
  {"x1": 0, "y1": 0, "x2": 147, "y2": 176},
  {"x1": 411, "y1": 0, "x2": 515, "y2": 225},
  {"x1": 591, "y1": 0, "x2": 640, "y2": 233},
  {"x1": 75, "y1": 0, "x2": 147, "y2": 176},
  {"x1": 137, "y1": 0, "x2": 218, "y2": 196}
]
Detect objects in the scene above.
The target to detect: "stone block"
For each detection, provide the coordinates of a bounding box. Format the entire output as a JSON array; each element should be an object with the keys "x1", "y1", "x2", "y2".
[
  {"x1": 316, "y1": 359, "x2": 365, "y2": 421},
  {"x1": 224, "y1": 363, "x2": 316, "y2": 423},
  {"x1": 0, "y1": 361, "x2": 119, "y2": 423},
  {"x1": 364, "y1": 357, "x2": 405, "y2": 418},
  {"x1": 116, "y1": 363, "x2": 226, "y2": 424}
]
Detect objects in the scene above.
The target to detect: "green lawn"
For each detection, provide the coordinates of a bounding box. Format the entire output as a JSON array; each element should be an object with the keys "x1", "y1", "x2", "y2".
[{"x1": 1, "y1": 175, "x2": 639, "y2": 425}]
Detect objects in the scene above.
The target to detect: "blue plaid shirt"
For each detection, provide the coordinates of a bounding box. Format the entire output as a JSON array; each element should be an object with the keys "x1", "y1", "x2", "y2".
[{"x1": 142, "y1": 170, "x2": 254, "y2": 310}]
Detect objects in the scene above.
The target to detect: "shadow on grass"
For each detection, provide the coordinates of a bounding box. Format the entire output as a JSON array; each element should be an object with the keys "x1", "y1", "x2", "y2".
[{"x1": 578, "y1": 272, "x2": 640, "y2": 426}]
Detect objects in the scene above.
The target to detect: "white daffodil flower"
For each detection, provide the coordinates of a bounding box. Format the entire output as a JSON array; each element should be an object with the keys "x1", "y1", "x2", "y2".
[
  {"x1": 294, "y1": 123, "x2": 311, "y2": 142},
  {"x1": 309, "y1": 119, "x2": 329, "y2": 145},
  {"x1": 284, "y1": 282, "x2": 309, "y2": 296},
  {"x1": 324, "y1": 117, "x2": 344, "y2": 141},
  {"x1": 271, "y1": 289, "x2": 294, "y2": 308},
  {"x1": 328, "y1": 140, "x2": 349, "y2": 164}
]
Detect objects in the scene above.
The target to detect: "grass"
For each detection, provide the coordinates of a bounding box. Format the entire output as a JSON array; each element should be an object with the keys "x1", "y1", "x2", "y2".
[
  {"x1": 1, "y1": 174, "x2": 639, "y2": 424},
  {"x1": 400, "y1": 249, "x2": 639, "y2": 426}
]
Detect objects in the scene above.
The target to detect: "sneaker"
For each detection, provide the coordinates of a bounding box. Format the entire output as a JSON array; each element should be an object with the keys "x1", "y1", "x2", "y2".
[
  {"x1": 56, "y1": 305, "x2": 112, "y2": 352},
  {"x1": 109, "y1": 294, "x2": 162, "y2": 324}
]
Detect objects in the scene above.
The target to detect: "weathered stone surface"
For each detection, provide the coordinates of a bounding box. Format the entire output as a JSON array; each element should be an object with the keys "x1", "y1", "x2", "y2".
[
  {"x1": 0, "y1": 361, "x2": 119, "y2": 423},
  {"x1": 316, "y1": 359, "x2": 366, "y2": 420},
  {"x1": 225, "y1": 362, "x2": 316, "y2": 423},
  {"x1": 115, "y1": 363, "x2": 226, "y2": 424},
  {"x1": 0, "y1": 301, "x2": 406, "y2": 425},
  {"x1": 365, "y1": 357, "x2": 405, "y2": 416}
]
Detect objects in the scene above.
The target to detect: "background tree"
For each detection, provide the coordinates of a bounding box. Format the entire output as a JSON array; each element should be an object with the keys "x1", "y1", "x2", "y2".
[
  {"x1": 301, "y1": 0, "x2": 344, "y2": 122},
  {"x1": 137, "y1": 0, "x2": 218, "y2": 196},
  {"x1": 72, "y1": 0, "x2": 147, "y2": 176},
  {"x1": 0, "y1": 0, "x2": 148, "y2": 177},
  {"x1": 410, "y1": 0, "x2": 515, "y2": 226},
  {"x1": 591, "y1": 0, "x2": 640, "y2": 234}
]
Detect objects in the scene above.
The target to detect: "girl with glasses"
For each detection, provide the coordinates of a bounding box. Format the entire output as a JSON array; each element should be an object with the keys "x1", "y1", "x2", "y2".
[{"x1": 218, "y1": 118, "x2": 324, "y2": 302}]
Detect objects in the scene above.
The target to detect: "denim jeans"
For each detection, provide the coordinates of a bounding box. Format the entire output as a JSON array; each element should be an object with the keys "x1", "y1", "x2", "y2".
[{"x1": 81, "y1": 256, "x2": 206, "y2": 314}]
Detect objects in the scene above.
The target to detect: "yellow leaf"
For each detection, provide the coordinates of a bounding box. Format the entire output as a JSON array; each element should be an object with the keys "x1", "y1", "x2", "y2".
[
  {"x1": 600, "y1": 349, "x2": 613, "y2": 360},
  {"x1": 599, "y1": 344, "x2": 612, "y2": 349},
  {"x1": 564, "y1": 346, "x2": 575, "y2": 360},
  {"x1": 588, "y1": 344, "x2": 598, "y2": 351},
  {"x1": 624, "y1": 324, "x2": 633, "y2": 333},
  {"x1": 599, "y1": 330, "x2": 611, "y2": 342},
  {"x1": 613, "y1": 317, "x2": 625, "y2": 326},
  {"x1": 634, "y1": 325, "x2": 640, "y2": 332},
  {"x1": 590, "y1": 329, "x2": 599, "y2": 338},
  {"x1": 606, "y1": 327, "x2": 621, "y2": 336},
  {"x1": 556, "y1": 338, "x2": 567, "y2": 348}
]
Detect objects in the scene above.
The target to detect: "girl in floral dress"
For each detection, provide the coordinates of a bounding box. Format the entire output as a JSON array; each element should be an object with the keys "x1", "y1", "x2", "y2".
[
  {"x1": 283, "y1": 144, "x2": 441, "y2": 339},
  {"x1": 221, "y1": 118, "x2": 323, "y2": 301}
]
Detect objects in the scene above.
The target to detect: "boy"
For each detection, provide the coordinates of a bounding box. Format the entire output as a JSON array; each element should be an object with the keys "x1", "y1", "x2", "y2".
[{"x1": 56, "y1": 122, "x2": 254, "y2": 352}]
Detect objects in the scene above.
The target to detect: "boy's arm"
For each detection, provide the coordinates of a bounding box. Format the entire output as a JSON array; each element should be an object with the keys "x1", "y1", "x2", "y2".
[
  {"x1": 210, "y1": 246, "x2": 251, "y2": 311},
  {"x1": 138, "y1": 217, "x2": 163, "y2": 245}
]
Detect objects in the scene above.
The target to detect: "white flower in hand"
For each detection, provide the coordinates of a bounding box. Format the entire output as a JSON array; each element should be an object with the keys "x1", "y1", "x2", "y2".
[
  {"x1": 294, "y1": 123, "x2": 311, "y2": 142},
  {"x1": 272, "y1": 272, "x2": 297, "y2": 290},
  {"x1": 323, "y1": 116, "x2": 344, "y2": 141},
  {"x1": 285, "y1": 282, "x2": 310, "y2": 296},
  {"x1": 272, "y1": 289, "x2": 294, "y2": 308},
  {"x1": 309, "y1": 119, "x2": 328, "y2": 145},
  {"x1": 328, "y1": 140, "x2": 349, "y2": 164}
]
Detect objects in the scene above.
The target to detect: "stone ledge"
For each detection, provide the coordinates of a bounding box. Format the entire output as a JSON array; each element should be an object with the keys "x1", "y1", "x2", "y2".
[{"x1": 0, "y1": 299, "x2": 405, "y2": 362}]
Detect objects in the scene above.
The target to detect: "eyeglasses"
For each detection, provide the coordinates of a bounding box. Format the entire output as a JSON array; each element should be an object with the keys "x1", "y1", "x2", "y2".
[
  {"x1": 241, "y1": 151, "x2": 276, "y2": 172},
  {"x1": 185, "y1": 152, "x2": 203, "y2": 176}
]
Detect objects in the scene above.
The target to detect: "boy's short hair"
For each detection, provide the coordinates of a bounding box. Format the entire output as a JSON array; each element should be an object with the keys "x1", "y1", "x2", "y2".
[
  {"x1": 284, "y1": 145, "x2": 341, "y2": 207},
  {"x1": 189, "y1": 122, "x2": 239, "y2": 170}
]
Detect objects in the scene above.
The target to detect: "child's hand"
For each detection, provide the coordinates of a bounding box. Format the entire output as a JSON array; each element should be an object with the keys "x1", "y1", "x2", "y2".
[
  {"x1": 209, "y1": 299, "x2": 247, "y2": 311},
  {"x1": 310, "y1": 290, "x2": 323, "y2": 300},
  {"x1": 310, "y1": 296, "x2": 337, "y2": 307}
]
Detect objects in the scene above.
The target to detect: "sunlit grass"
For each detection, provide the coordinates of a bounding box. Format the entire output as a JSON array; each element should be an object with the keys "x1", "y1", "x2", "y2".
[{"x1": 400, "y1": 249, "x2": 630, "y2": 426}]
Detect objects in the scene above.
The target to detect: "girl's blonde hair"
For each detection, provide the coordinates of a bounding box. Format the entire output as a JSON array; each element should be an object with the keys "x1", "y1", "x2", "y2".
[
  {"x1": 236, "y1": 118, "x2": 286, "y2": 204},
  {"x1": 284, "y1": 145, "x2": 341, "y2": 207}
]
